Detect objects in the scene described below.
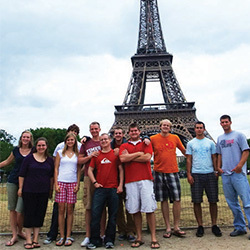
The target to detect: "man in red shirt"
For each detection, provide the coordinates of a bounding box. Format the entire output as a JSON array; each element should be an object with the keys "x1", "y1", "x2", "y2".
[
  {"x1": 78, "y1": 122, "x2": 101, "y2": 247},
  {"x1": 111, "y1": 127, "x2": 136, "y2": 242},
  {"x1": 87, "y1": 133, "x2": 123, "y2": 249},
  {"x1": 119, "y1": 123, "x2": 160, "y2": 249}
]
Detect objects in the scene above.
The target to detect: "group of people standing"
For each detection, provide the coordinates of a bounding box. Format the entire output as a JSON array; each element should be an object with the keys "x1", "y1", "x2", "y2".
[
  {"x1": 0, "y1": 125, "x2": 81, "y2": 249},
  {"x1": 0, "y1": 114, "x2": 250, "y2": 249}
]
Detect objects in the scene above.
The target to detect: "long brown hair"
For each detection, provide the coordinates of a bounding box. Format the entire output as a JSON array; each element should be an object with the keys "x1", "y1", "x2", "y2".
[
  {"x1": 33, "y1": 137, "x2": 49, "y2": 157},
  {"x1": 62, "y1": 133, "x2": 79, "y2": 156}
]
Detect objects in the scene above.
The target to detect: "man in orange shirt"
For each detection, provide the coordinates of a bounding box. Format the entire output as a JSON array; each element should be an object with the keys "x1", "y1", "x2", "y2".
[{"x1": 151, "y1": 119, "x2": 186, "y2": 239}]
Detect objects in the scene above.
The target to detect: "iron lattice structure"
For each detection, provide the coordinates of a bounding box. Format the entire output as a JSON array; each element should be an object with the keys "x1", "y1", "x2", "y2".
[{"x1": 110, "y1": 0, "x2": 209, "y2": 144}]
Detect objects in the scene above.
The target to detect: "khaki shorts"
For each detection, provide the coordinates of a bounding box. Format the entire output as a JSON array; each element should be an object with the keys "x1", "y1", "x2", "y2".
[
  {"x1": 83, "y1": 176, "x2": 95, "y2": 209},
  {"x1": 7, "y1": 182, "x2": 24, "y2": 213}
]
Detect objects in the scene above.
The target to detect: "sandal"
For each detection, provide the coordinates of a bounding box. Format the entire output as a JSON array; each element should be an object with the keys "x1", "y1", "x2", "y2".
[
  {"x1": 32, "y1": 241, "x2": 41, "y2": 248},
  {"x1": 24, "y1": 243, "x2": 34, "y2": 249},
  {"x1": 151, "y1": 241, "x2": 160, "y2": 249},
  {"x1": 163, "y1": 231, "x2": 172, "y2": 238},
  {"x1": 56, "y1": 238, "x2": 65, "y2": 246},
  {"x1": 131, "y1": 240, "x2": 144, "y2": 248},
  {"x1": 5, "y1": 239, "x2": 18, "y2": 246},
  {"x1": 64, "y1": 238, "x2": 73, "y2": 247},
  {"x1": 173, "y1": 229, "x2": 186, "y2": 237}
]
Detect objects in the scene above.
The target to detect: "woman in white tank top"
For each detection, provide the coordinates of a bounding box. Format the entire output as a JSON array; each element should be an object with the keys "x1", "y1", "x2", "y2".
[{"x1": 54, "y1": 133, "x2": 81, "y2": 246}]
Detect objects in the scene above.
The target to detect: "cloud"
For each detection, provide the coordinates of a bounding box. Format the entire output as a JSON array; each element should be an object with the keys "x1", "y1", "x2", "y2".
[
  {"x1": 0, "y1": 0, "x2": 138, "y2": 58},
  {"x1": 0, "y1": 53, "x2": 131, "y2": 139},
  {"x1": 160, "y1": 0, "x2": 250, "y2": 54},
  {"x1": 235, "y1": 86, "x2": 250, "y2": 104},
  {"x1": 173, "y1": 43, "x2": 250, "y2": 139}
]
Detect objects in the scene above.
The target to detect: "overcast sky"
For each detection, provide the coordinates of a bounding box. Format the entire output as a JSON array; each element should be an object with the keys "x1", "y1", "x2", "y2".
[{"x1": 1, "y1": 0, "x2": 250, "y2": 143}]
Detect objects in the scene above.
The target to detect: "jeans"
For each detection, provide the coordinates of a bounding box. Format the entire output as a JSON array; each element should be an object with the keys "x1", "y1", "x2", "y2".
[
  {"x1": 222, "y1": 172, "x2": 250, "y2": 231},
  {"x1": 47, "y1": 202, "x2": 59, "y2": 240},
  {"x1": 90, "y1": 188, "x2": 119, "y2": 245}
]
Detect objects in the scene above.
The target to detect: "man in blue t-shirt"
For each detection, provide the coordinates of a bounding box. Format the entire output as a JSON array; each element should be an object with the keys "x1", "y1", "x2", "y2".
[
  {"x1": 186, "y1": 121, "x2": 222, "y2": 237},
  {"x1": 217, "y1": 115, "x2": 250, "y2": 238}
]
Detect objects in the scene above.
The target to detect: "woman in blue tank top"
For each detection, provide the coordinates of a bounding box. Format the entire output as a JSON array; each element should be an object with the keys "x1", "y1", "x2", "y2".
[{"x1": 0, "y1": 130, "x2": 33, "y2": 246}]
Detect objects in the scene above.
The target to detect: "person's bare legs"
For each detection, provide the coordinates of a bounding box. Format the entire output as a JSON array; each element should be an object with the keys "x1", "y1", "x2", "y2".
[
  {"x1": 17, "y1": 212, "x2": 26, "y2": 238},
  {"x1": 85, "y1": 209, "x2": 91, "y2": 238},
  {"x1": 58, "y1": 203, "x2": 66, "y2": 239},
  {"x1": 66, "y1": 204, "x2": 74, "y2": 238},
  {"x1": 146, "y1": 213, "x2": 158, "y2": 242},
  {"x1": 194, "y1": 203, "x2": 203, "y2": 226},
  {"x1": 33, "y1": 227, "x2": 40, "y2": 243},
  {"x1": 173, "y1": 200, "x2": 182, "y2": 231},
  {"x1": 161, "y1": 201, "x2": 171, "y2": 232},
  {"x1": 209, "y1": 202, "x2": 218, "y2": 225},
  {"x1": 132, "y1": 212, "x2": 143, "y2": 247},
  {"x1": 9, "y1": 210, "x2": 18, "y2": 243},
  {"x1": 24, "y1": 228, "x2": 33, "y2": 245}
]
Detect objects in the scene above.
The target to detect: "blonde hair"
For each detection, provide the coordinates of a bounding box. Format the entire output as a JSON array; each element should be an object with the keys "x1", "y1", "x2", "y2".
[
  {"x1": 18, "y1": 130, "x2": 34, "y2": 148},
  {"x1": 160, "y1": 119, "x2": 172, "y2": 128},
  {"x1": 100, "y1": 133, "x2": 111, "y2": 139},
  {"x1": 62, "y1": 133, "x2": 79, "y2": 156}
]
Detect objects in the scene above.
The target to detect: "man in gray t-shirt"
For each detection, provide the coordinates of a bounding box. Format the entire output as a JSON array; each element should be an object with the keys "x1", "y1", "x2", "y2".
[{"x1": 216, "y1": 115, "x2": 250, "y2": 238}]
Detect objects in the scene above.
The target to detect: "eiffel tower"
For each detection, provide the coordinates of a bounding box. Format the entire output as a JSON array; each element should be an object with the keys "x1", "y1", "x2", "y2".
[{"x1": 110, "y1": 0, "x2": 205, "y2": 145}]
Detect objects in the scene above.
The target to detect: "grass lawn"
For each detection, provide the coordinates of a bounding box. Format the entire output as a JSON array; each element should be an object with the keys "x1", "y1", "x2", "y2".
[{"x1": 0, "y1": 176, "x2": 240, "y2": 233}]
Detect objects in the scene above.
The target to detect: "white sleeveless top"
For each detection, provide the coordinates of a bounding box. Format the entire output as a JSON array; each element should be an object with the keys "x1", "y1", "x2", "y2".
[{"x1": 57, "y1": 149, "x2": 78, "y2": 183}]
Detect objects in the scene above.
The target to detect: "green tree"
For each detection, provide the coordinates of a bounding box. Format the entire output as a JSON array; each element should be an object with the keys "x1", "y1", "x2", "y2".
[
  {"x1": 0, "y1": 129, "x2": 16, "y2": 144},
  {"x1": 0, "y1": 130, "x2": 16, "y2": 175},
  {"x1": 178, "y1": 158, "x2": 186, "y2": 171},
  {"x1": 30, "y1": 127, "x2": 68, "y2": 156}
]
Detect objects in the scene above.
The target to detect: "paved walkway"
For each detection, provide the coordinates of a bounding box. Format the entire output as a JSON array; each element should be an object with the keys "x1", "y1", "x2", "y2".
[{"x1": 1, "y1": 227, "x2": 249, "y2": 249}]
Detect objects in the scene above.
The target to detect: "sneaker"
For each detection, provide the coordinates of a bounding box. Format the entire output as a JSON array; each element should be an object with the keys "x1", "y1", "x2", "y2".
[
  {"x1": 86, "y1": 243, "x2": 97, "y2": 249},
  {"x1": 212, "y1": 225, "x2": 222, "y2": 237},
  {"x1": 196, "y1": 226, "x2": 204, "y2": 237},
  {"x1": 118, "y1": 234, "x2": 127, "y2": 241},
  {"x1": 81, "y1": 237, "x2": 90, "y2": 247},
  {"x1": 127, "y1": 235, "x2": 136, "y2": 242},
  {"x1": 43, "y1": 237, "x2": 53, "y2": 244},
  {"x1": 230, "y1": 229, "x2": 247, "y2": 237},
  {"x1": 105, "y1": 242, "x2": 114, "y2": 249}
]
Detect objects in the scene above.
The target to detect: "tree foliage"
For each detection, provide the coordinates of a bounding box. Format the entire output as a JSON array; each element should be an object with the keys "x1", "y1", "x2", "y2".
[
  {"x1": 30, "y1": 127, "x2": 68, "y2": 156},
  {"x1": 0, "y1": 130, "x2": 16, "y2": 174},
  {"x1": 0, "y1": 129, "x2": 16, "y2": 144},
  {"x1": 178, "y1": 158, "x2": 186, "y2": 171}
]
